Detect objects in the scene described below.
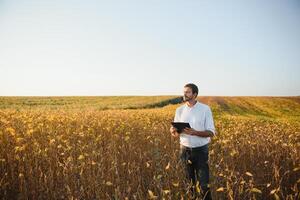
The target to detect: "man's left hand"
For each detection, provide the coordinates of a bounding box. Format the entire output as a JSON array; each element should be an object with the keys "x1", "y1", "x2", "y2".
[{"x1": 183, "y1": 127, "x2": 197, "y2": 135}]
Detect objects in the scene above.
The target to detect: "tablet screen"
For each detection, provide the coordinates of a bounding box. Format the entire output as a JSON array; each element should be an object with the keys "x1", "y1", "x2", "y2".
[{"x1": 171, "y1": 122, "x2": 191, "y2": 133}]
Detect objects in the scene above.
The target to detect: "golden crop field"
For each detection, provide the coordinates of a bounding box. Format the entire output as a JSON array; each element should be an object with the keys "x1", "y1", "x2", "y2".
[{"x1": 0, "y1": 96, "x2": 299, "y2": 199}]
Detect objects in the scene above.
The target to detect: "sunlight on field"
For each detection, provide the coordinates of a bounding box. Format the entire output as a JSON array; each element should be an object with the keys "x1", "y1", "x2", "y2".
[{"x1": 0, "y1": 96, "x2": 299, "y2": 199}]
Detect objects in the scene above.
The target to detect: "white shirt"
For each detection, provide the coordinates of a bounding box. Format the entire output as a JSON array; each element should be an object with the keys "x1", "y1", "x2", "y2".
[{"x1": 174, "y1": 101, "x2": 216, "y2": 148}]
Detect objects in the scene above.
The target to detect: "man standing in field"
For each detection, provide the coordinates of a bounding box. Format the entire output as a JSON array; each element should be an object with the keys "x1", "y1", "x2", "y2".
[{"x1": 170, "y1": 83, "x2": 216, "y2": 200}]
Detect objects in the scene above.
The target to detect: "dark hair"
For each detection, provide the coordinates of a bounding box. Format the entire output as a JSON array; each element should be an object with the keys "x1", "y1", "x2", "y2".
[{"x1": 184, "y1": 83, "x2": 198, "y2": 96}]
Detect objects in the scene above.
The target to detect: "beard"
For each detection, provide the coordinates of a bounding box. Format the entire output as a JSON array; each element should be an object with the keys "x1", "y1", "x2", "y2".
[{"x1": 183, "y1": 96, "x2": 191, "y2": 102}]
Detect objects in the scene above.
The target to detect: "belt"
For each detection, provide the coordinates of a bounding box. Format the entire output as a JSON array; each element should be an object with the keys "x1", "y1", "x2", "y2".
[{"x1": 180, "y1": 144, "x2": 208, "y2": 151}]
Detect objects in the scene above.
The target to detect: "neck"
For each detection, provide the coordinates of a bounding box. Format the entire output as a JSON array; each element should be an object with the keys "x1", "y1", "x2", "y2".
[{"x1": 186, "y1": 99, "x2": 197, "y2": 107}]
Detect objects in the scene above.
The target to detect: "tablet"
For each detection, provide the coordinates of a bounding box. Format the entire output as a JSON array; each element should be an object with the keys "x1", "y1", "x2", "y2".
[{"x1": 171, "y1": 122, "x2": 191, "y2": 133}]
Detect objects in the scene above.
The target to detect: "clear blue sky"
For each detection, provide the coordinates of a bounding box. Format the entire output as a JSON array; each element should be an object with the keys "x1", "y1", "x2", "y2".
[{"x1": 0, "y1": 0, "x2": 299, "y2": 96}]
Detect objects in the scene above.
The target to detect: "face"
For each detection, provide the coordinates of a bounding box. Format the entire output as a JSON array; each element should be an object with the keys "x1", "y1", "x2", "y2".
[{"x1": 183, "y1": 87, "x2": 196, "y2": 102}]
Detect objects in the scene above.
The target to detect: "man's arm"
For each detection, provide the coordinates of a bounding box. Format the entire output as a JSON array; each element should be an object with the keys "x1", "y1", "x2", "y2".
[
  {"x1": 170, "y1": 126, "x2": 180, "y2": 138},
  {"x1": 170, "y1": 108, "x2": 180, "y2": 138},
  {"x1": 192, "y1": 130, "x2": 214, "y2": 137},
  {"x1": 204, "y1": 107, "x2": 216, "y2": 136},
  {"x1": 183, "y1": 128, "x2": 214, "y2": 137}
]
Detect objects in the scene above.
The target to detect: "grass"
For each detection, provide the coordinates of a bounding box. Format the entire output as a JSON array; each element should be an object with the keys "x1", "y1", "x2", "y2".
[{"x1": 0, "y1": 96, "x2": 299, "y2": 199}]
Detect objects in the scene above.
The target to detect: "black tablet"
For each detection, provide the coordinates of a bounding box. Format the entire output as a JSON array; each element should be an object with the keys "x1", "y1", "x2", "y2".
[{"x1": 171, "y1": 122, "x2": 191, "y2": 133}]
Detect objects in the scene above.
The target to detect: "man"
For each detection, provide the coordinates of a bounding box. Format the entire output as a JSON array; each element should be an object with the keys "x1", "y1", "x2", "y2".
[{"x1": 170, "y1": 83, "x2": 216, "y2": 200}]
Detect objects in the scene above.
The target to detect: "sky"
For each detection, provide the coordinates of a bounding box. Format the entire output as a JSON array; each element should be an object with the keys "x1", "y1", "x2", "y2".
[{"x1": 0, "y1": 0, "x2": 299, "y2": 96}]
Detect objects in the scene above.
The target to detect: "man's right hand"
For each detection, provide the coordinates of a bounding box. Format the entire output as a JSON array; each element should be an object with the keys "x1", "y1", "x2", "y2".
[{"x1": 170, "y1": 126, "x2": 179, "y2": 138}]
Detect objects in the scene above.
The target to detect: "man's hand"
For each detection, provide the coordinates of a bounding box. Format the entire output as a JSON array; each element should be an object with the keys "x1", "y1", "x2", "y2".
[
  {"x1": 183, "y1": 127, "x2": 197, "y2": 135},
  {"x1": 170, "y1": 126, "x2": 179, "y2": 138},
  {"x1": 183, "y1": 128, "x2": 215, "y2": 137}
]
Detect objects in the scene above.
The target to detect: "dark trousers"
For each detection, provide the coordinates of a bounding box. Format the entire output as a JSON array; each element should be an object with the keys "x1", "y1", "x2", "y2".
[{"x1": 180, "y1": 144, "x2": 212, "y2": 200}]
